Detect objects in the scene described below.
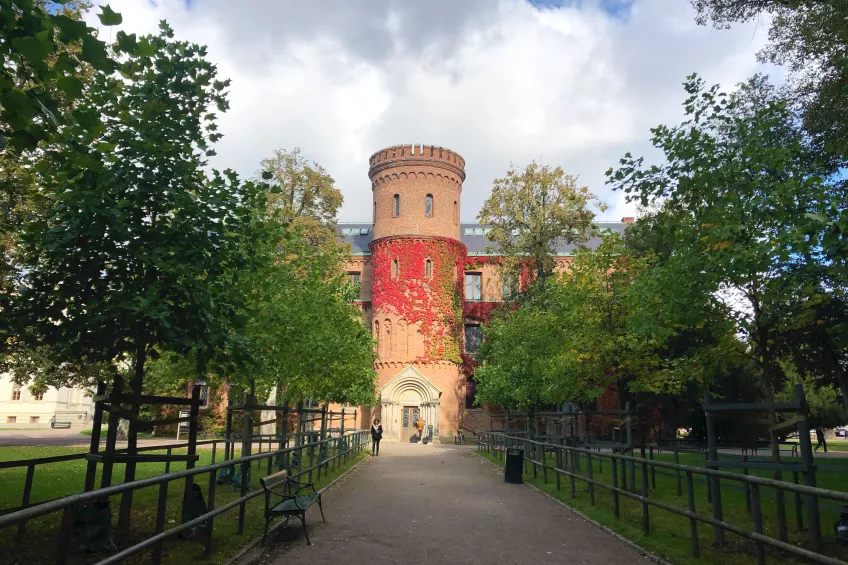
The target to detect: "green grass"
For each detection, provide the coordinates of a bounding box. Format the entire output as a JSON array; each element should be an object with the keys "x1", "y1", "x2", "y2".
[
  {"x1": 478, "y1": 448, "x2": 848, "y2": 565},
  {"x1": 0, "y1": 442, "x2": 366, "y2": 565},
  {"x1": 77, "y1": 428, "x2": 155, "y2": 439}
]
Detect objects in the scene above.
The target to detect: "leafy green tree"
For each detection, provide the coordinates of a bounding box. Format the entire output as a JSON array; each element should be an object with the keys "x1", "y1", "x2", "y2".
[
  {"x1": 776, "y1": 358, "x2": 846, "y2": 430},
  {"x1": 477, "y1": 161, "x2": 605, "y2": 289},
  {"x1": 9, "y1": 23, "x2": 245, "y2": 396},
  {"x1": 231, "y1": 213, "x2": 378, "y2": 406},
  {"x1": 257, "y1": 147, "x2": 345, "y2": 254},
  {"x1": 607, "y1": 76, "x2": 838, "y2": 530},
  {"x1": 1, "y1": 0, "x2": 118, "y2": 151},
  {"x1": 607, "y1": 75, "x2": 836, "y2": 403},
  {"x1": 691, "y1": 0, "x2": 848, "y2": 159}
]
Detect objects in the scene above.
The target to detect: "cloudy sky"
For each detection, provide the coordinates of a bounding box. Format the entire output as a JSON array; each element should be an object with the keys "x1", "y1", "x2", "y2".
[{"x1": 86, "y1": 0, "x2": 777, "y2": 223}]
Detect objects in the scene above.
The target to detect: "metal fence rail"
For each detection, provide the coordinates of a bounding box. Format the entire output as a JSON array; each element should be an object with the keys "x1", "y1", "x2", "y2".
[
  {"x1": 478, "y1": 431, "x2": 848, "y2": 565},
  {"x1": 0, "y1": 430, "x2": 369, "y2": 565}
]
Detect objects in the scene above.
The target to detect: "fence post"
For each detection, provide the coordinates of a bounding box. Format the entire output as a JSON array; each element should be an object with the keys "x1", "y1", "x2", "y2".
[
  {"x1": 181, "y1": 384, "x2": 201, "y2": 525},
  {"x1": 17, "y1": 463, "x2": 35, "y2": 536},
  {"x1": 55, "y1": 504, "x2": 75, "y2": 565},
  {"x1": 84, "y1": 380, "x2": 107, "y2": 492},
  {"x1": 641, "y1": 460, "x2": 649, "y2": 535},
  {"x1": 649, "y1": 446, "x2": 656, "y2": 489},
  {"x1": 704, "y1": 399, "x2": 724, "y2": 545},
  {"x1": 792, "y1": 471, "x2": 804, "y2": 532},
  {"x1": 674, "y1": 446, "x2": 682, "y2": 497},
  {"x1": 611, "y1": 457, "x2": 620, "y2": 518},
  {"x1": 742, "y1": 455, "x2": 751, "y2": 513},
  {"x1": 796, "y1": 384, "x2": 821, "y2": 551},
  {"x1": 685, "y1": 471, "x2": 699, "y2": 558},
  {"x1": 750, "y1": 483, "x2": 766, "y2": 565},
  {"x1": 204, "y1": 468, "x2": 217, "y2": 556},
  {"x1": 152, "y1": 481, "x2": 169, "y2": 564},
  {"x1": 586, "y1": 449, "x2": 595, "y2": 505}
]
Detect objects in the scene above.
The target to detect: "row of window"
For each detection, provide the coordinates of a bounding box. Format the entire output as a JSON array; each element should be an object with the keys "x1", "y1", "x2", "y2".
[
  {"x1": 347, "y1": 270, "x2": 514, "y2": 301},
  {"x1": 384, "y1": 194, "x2": 459, "y2": 222},
  {"x1": 10, "y1": 386, "x2": 43, "y2": 401},
  {"x1": 6, "y1": 416, "x2": 41, "y2": 424},
  {"x1": 373, "y1": 319, "x2": 482, "y2": 355}
]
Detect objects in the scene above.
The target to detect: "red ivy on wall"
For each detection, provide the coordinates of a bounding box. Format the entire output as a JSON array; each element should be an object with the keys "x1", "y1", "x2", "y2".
[{"x1": 371, "y1": 236, "x2": 466, "y2": 364}]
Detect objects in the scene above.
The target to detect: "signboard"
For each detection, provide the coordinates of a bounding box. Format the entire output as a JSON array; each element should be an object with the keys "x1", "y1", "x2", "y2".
[{"x1": 176, "y1": 410, "x2": 191, "y2": 440}]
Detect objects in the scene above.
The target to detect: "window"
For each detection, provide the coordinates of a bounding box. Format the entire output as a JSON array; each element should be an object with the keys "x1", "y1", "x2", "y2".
[
  {"x1": 11, "y1": 385, "x2": 21, "y2": 401},
  {"x1": 464, "y1": 324, "x2": 482, "y2": 353},
  {"x1": 33, "y1": 391, "x2": 44, "y2": 401},
  {"x1": 465, "y1": 273, "x2": 482, "y2": 301},
  {"x1": 502, "y1": 275, "x2": 516, "y2": 299},
  {"x1": 454, "y1": 201, "x2": 458, "y2": 223},
  {"x1": 393, "y1": 194, "x2": 400, "y2": 217},
  {"x1": 348, "y1": 271, "x2": 361, "y2": 285},
  {"x1": 30, "y1": 416, "x2": 39, "y2": 424},
  {"x1": 425, "y1": 194, "x2": 433, "y2": 217},
  {"x1": 425, "y1": 259, "x2": 432, "y2": 278},
  {"x1": 392, "y1": 259, "x2": 399, "y2": 280},
  {"x1": 6, "y1": 416, "x2": 16, "y2": 424}
]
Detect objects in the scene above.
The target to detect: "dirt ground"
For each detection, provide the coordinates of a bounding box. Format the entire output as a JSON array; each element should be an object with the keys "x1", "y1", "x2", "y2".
[{"x1": 236, "y1": 442, "x2": 649, "y2": 565}]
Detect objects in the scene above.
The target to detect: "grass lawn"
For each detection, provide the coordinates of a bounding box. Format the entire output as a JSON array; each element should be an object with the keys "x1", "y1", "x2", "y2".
[
  {"x1": 0, "y1": 442, "x2": 366, "y2": 565},
  {"x1": 77, "y1": 428, "x2": 156, "y2": 439},
  {"x1": 478, "y1": 447, "x2": 848, "y2": 565}
]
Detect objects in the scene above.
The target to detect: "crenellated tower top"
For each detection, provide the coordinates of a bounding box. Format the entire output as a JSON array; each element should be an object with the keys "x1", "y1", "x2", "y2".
[{"x1": 368, "y1": 144, "x2": 466, "y2": 182}]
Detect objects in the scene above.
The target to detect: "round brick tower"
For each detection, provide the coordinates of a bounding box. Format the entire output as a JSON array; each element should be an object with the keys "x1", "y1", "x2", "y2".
[{"x1": 368, "y1": 144, "x2": 466, "y2": 443}]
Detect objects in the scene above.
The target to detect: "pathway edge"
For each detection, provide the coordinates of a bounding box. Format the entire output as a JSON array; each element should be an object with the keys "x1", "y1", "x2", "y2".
[
  {"x1": 221, "y1": 455, "x2": 372, "y2": 565},
  {"x1": 473, "y1": 451, "x2": 673, "y2": 565}
]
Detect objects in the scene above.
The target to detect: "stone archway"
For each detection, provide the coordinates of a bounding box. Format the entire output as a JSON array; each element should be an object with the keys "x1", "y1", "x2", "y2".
[{"x1": 379, "y1": 366, "x2": 441, "y2": 443}]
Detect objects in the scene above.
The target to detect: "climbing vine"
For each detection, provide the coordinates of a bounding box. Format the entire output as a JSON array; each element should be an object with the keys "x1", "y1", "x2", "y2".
[{"x1": 371, "y1": 236, "x2": 466, "y2": 364}]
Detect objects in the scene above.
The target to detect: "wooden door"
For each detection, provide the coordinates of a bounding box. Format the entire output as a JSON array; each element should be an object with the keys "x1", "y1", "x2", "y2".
[{"x1": 401, "y1": 406, "x2": 419, "y2": 442}]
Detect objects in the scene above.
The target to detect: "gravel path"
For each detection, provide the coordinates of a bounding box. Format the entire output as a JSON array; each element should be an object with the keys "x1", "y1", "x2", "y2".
[{"x1": 244, "y1": 442, "x2": 649, "y2": 565}]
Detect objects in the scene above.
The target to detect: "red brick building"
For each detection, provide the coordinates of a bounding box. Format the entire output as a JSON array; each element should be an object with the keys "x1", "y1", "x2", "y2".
[{"x1": 341, "y1": 144, "x2": 630, "y2": 442}]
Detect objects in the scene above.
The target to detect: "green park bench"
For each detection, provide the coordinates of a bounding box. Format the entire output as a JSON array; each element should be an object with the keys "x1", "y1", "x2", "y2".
[{"x1": 260, "y1": 469, "x2": 326, "y2": 545}]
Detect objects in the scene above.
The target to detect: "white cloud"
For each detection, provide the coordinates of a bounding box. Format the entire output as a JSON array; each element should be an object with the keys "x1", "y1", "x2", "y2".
[{"x1": 87, "y1": 0, "x2": 778, "y2": 223}]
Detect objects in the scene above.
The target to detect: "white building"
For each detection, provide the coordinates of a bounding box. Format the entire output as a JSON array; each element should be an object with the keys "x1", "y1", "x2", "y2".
[{"x1": 0, "y1": 373, "x2": 94, "y2": 427}]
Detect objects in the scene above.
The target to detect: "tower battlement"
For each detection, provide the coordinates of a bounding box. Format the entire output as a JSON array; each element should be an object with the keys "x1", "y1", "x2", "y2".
[{"x1": 368, "y1": 144, "x2": 466, "y2": 181}]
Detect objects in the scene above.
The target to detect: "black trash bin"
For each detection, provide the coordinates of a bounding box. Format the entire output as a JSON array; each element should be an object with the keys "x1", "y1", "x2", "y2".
[{"x1": 504, "y1": 448, "x2": 524, "y2": 484}]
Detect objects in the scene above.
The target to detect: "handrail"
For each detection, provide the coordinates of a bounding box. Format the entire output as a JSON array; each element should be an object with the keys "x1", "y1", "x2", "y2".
[
  {"x1": 478, "y1": 431, "x2": 847, "y2": 565},
  {"x1": 0, "y1": 430, "x2": 369, "y2": 565}
]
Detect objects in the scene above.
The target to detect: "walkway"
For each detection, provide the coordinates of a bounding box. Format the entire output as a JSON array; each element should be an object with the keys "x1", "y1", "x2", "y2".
[{"x1": 244, "y1": 442, "x2": 647, "y2": 565}]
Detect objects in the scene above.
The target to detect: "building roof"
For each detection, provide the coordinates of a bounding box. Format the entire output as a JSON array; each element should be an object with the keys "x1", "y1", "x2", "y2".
[{"x1": 337, "y1": 221, "x2": 630, "y2": 256}]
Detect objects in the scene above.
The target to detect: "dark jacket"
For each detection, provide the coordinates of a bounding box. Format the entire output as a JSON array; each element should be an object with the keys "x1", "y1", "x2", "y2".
[
  {"x1": 371, "y1": 424, "x2": 383, "y2": 441},
  {"x1": 816, "y1": 428, "x2": 825, "y2": 442}
]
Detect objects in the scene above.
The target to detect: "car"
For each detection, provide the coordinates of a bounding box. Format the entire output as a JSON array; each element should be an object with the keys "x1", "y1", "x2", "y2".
[{"x1": 836, "y1": 428, "x2": 847, "y2": 438}]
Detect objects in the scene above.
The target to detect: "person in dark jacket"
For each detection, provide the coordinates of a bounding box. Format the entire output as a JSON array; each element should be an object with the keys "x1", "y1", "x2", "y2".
[
  {"x1": 371, "y1": 418, "x2": 383, "y2": 456},
  {"x1": 814, "y1": 427, "x2": 828, "y2": 453}
]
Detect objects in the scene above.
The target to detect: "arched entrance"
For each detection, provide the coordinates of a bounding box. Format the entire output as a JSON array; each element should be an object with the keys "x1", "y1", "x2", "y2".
[{"x1": 379, "y1": 366, "x2": 441, "y2": 443}]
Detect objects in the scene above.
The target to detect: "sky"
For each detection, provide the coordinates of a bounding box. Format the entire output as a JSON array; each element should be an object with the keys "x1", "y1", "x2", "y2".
[{"x1": 85, "y1": 0, "x2": 778, "y2": 224}]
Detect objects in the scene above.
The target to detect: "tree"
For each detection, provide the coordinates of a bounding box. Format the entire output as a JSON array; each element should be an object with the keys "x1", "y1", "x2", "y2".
[
  {"x1": 607, "y1": 75, "x2": 836, "y2": 401},
  {"x1": 8, "y1": 23, "x2": 245, "y2": 395},
  {"x1": 1, "y1": 0, "x2": 118, "y2": 151},
  {"x1": 690, "y1": 0, "x2": 848, "y2": 160},
  {"x1": 607, "y1": 76, "x2": 839, "y2": 536},
  {"x1": 477, "y1": 161, "x2": 605, "y2": 289},
  {"x1": 257, "y1": 147, "x2": 345, "y2": 253}
]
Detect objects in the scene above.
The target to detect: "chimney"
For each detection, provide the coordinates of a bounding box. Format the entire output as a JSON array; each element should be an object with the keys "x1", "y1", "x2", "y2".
[{"x1": 621, "y1": 217, "x2": 635, "y2": 224}]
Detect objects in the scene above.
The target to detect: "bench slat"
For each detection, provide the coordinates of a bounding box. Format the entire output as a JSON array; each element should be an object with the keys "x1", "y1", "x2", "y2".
[{"x1": 269, "y1": 495, "x2": 319, "y2": 515}]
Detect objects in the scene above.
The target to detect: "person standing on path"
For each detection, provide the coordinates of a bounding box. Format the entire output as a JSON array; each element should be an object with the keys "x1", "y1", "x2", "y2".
[
  {"x1": 814, "y1": 427, "x2": 828, "y2": 453},
  {"x1": 416, "y1": 417, "x2": 425, "y2": 442},
  {"x1": 371, "y1": 418, "x2": 383, "y2": 456}
]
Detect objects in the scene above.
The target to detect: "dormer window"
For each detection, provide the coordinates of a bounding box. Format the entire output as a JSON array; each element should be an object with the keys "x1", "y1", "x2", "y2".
[{"x1": 425, "y1": 194, "x2": 433, "y2": 217}]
